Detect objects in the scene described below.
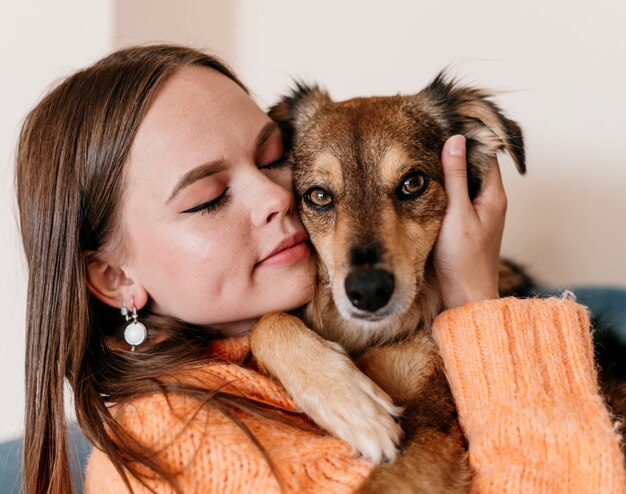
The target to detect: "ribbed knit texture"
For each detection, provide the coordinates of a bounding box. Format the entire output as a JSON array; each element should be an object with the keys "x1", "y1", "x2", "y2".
[
  {"x1": 432, "y1": 297, "x2": 626, "y2": 493},
  {"x1": 86, "y1": 298, "x2": 626, "y2": 493},
  {"x1": 85, "y1": 337, "x2": 372, "y2": 493}
]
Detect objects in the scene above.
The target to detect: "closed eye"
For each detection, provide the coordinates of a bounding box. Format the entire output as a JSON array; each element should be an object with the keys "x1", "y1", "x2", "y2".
[
  {"x1": 259, "y1": 155, "x2": 289, "y2": 170},
  {"x1": 179, "y1": 188, "x2": 230, "y2": 214}
]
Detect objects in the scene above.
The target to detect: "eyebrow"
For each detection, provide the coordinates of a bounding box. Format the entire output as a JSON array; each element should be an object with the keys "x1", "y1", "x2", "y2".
[{"x1": 166, "y1": 121, "x2": 279, "y2": 204}]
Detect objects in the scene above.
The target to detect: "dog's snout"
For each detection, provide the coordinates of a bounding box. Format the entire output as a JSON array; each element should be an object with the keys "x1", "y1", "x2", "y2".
[
  {"x1": 345, "y1": 268, "x2": 395, "y2": 312},
  {"x1": 350, "y1": 243, "x2": 382, "y2": 266}
]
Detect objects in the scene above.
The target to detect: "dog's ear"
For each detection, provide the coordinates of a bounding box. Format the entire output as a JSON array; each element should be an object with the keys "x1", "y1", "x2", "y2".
[
  {"x1": 422, "y1": 72, "x2": 526, "y2": 199},
  {"x1": 268, "y1": 82, "x2": 332, "y2": 150}
]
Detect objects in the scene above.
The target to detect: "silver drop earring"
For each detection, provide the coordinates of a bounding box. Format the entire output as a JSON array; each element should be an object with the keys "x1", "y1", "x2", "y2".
[{"x1": 121, "y1": 299, "x2": 147, "y2": 351}]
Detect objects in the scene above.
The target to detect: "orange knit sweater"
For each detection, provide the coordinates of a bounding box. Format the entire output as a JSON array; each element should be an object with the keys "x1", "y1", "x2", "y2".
[{"x1": 85, "y1": 298, "x2": 626, "y2": 493}]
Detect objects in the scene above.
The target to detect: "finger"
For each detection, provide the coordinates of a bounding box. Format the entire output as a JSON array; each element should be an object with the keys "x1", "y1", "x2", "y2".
[
  {"x1": 440, "y1": 135, "x2": 472, "y2": 209},
  {"x1": 474, "y1": 160, "x2": 507, "y2": 228},
  {"x1": 474, "y1": 156, "x2": 508, "y2": 220}
]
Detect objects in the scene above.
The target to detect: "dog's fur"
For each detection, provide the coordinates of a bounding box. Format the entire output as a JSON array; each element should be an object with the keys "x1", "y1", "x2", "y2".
[{"x1": 250, "y1": 74, "x2": 625, "y2": 493}]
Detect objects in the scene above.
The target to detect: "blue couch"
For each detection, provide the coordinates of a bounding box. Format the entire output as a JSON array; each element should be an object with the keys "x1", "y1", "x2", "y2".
[{"x1": 0, "y1": 422, "x2": 91, "y2": 493}]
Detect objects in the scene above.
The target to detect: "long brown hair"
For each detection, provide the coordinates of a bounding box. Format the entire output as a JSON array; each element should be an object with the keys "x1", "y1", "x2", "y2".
[{"x1": 16, "y1": 44, "x2": 296, "y2": 494}]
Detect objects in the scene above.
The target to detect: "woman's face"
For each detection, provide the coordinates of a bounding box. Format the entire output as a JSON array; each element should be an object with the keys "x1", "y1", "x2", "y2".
[{"x1": 118, "y1": 65, "x2": 315, "y2": 335}]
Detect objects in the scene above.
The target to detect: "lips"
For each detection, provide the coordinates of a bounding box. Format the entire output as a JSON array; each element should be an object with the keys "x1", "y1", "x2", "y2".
[{"x1": 256, "y1": 231, "x2": 311, "y2": 268}]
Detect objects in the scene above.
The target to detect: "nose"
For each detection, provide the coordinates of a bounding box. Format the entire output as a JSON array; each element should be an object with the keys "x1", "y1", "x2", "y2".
[
  {"x1": 344, "y1": 268, "x2": 395, "y2": 312},
  {"x1": 250, "y1": 173, "x2": 295, "y2": 227},
  {"x1": 350, "y1": 242, "x2": 383, "y2": 266}
]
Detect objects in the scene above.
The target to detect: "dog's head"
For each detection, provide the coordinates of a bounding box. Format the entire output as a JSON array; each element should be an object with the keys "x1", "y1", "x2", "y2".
[{"x1": 270, "y1": 74, "x2": 525, "y2": 341}]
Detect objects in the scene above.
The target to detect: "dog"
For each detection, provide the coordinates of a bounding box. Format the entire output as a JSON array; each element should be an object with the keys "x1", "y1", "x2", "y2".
[{"x1": 249, "y1": 74, "x2": 623, "y2": 492}]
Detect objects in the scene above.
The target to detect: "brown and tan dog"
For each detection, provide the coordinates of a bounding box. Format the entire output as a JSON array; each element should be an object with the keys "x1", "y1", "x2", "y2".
[{"x1": 250, "y1": 74, "x2": 531, "y2": 493}]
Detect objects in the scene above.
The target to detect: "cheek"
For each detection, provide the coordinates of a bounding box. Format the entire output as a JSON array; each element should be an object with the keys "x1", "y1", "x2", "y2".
[
  {"x1": 303, "y1": 211, "x2": 338, "y2": 271},
  {"x1": 402, "y1": 220, "x2": 442, "y2": 265},
  {"x1": 266, "y1": 167, "x2": 294, "y2": 193},
  {"x1": 127, "y1": 216, "x2": 250, "y2": 299},
  {"x1": 171, "y1": 223, "x2": 250, "y2": 285},
  {"x1": 393, "y1": 189, "x2": 447, "y2": 263}
]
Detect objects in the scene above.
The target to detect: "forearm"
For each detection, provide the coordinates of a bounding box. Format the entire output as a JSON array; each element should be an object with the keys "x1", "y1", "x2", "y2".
[{"x1": 432, "y1": 297, "x2": 626, "y2": 493}]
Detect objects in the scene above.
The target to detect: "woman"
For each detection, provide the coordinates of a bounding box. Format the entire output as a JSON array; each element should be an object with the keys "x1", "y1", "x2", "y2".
[{"x1": 16, "y1": 44, "x2": 625, "y2": 493}]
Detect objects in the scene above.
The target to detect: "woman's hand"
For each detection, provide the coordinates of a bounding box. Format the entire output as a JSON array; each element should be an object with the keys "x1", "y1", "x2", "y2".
[{"x1": 433, "y1": 135, "x2": 507, "y2": 309}]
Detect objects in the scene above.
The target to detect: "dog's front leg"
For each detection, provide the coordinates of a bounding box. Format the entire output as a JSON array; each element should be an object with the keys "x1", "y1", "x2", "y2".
[
  {"x1": 355, "y1": 366, "x2": 469, "y2": 494},
  {"x1": 250, "y1": 311, "x2": 402, "y2": 463}
]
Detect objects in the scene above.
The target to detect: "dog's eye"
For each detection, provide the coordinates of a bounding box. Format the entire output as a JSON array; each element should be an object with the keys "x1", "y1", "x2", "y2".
[
  {"x1": 397, "y1": 172, "x2": 428, "y2": 199},
  {"x1": 304, "y1": 187, "x2": 333, "y2": 209}
]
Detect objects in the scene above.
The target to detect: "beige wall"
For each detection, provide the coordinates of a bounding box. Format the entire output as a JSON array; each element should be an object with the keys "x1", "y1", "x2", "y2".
[
  {"x1": 114, "y1": 0, "x2": 235, "y2": 56},
  {"x1": 2, "y1": 0, "x2": 625, "y2": 441},
  {"x1": 227, "y1": 0, "x2": 626, "y2": 287}
]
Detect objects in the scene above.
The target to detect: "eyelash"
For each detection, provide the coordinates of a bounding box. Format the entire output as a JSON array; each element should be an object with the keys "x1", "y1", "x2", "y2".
[
  {"x1": 178, "y1": 154, "x2": 286, "y2": 215},
  {"x1": 180, "y1": 188, "x2": 231, "y2": 215},
  {"x1": 260, "y1": 155, "x2": 289, "y2": 170}
]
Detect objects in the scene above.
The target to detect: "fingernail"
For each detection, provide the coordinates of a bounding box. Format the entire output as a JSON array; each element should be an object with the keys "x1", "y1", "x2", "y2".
[{"x1": 448, "y1": 135, "x2": 466, "y2": 156}]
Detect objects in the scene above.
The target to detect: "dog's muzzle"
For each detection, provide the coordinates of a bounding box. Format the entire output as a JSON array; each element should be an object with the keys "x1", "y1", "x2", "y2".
[{"x1": 344, "y1": 268, "x2": 395, "y2": 313}]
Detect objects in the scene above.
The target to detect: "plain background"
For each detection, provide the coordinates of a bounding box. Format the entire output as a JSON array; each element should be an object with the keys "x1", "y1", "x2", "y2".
[{"x1": 1, "y1": 0, "x2": 625, "y2": 441}]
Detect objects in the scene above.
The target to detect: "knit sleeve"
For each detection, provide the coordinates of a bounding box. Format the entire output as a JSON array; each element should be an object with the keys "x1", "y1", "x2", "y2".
[
  {"x1": 84, "y1": 392, "x2": 283, "y2": 494},
  {"x1": 84, "y1": 362, "x2": 372, "y2": 494},
  {"x1": 432, "y1": 297, "x2": 626, "y2": 494}
]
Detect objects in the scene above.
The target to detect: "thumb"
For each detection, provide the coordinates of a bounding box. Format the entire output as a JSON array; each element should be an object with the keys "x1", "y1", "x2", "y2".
[{"x1": 441, "y1": 135, "x2": 472, "y2": 209}]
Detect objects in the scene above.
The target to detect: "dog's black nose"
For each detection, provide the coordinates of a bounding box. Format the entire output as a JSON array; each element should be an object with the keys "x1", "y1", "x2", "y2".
[
  {"x1": 350, "y1": 242, "x2": 382, "y2": 266},
  {"x1": 345, "y1": 268, "x2": 395, "y2": 312}
]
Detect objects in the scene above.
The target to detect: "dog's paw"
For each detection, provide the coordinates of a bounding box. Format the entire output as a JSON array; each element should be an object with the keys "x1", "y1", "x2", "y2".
[
  {"x1": 288, "y1": 340, "x2": 403, "y2": 463},
  {"x1": 250, "y1": 312, "x2": 402, "y2": 463}
]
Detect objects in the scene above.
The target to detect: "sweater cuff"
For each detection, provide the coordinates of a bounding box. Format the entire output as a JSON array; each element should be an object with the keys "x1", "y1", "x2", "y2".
[{"x1": 431, "y1": 297, "x2": 599, "y2": 417}]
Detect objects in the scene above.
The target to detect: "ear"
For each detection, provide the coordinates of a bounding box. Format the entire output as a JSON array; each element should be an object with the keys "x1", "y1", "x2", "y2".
[
  {"x1": 84, "y1": 252, "x2": 148, "y2": 311},
  {"x1": 423, "y1": 72, "x2": 526, "y2": 198},
  {"x1": 268, "y1": 82, "x2": 332, "y2": 150}
]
